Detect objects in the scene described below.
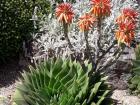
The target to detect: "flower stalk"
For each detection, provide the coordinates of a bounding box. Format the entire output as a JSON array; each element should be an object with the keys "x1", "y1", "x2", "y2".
[
  {"x1": 77, "y1": 13, "x2": 96, "y2": 69},
  {"x1": 115, "y1": 8, "x2": 138, "y2": 46},
  {"x1": 97, "y1": 17, "x2": 102, "y2": 46},
  {"x1": 63, "y1": 22, "x2": 73, "y2": 49},
  {"x1": 84, "y1": 31, "x2": 94, "y2": 63},
  {"x1": 95, "y1": 17, "x2": 102, "y2": 66}
]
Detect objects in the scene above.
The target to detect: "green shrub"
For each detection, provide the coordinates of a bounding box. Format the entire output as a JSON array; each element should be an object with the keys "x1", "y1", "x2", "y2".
[
  {"x1": 0, "y1": 0, "x2": 50, "y2": 63},
  {"x1": 13, "y1": 59, "x2": 112, "y2": 105},
  {"x1": 129, "y1": 45, "x2": 140, "y2": 95}
]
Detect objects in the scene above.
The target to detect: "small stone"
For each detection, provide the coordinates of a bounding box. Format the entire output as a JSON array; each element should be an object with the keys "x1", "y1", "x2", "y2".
[
  {"x1": 111, "y1": 90, "x2": 127, "y2": 102},
  {"x1": 122, "y1": 96, "x2": 140, "y2": 105}
]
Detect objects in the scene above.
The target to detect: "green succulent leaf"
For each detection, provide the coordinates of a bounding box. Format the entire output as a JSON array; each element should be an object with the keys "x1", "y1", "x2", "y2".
[{"x1": 131, "y1": 75, "x2": 140, "y2": 85}]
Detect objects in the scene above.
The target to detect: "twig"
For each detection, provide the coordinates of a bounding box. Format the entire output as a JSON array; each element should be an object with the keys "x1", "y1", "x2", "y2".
[
  {"x1": 95, "y1": 42, "x2": 115, "y2": 70},
  {"x1": 96, "y1": 46, "x2": 124, "y2": 71}
]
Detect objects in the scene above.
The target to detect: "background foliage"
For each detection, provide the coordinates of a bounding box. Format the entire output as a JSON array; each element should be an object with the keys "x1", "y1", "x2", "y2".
[{"x1": 0, "y1": 0, "x2": 50, "y2": 63}]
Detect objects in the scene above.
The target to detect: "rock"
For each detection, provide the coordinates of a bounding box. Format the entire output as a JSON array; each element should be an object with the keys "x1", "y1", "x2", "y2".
[
  {"x1": 111, "y1": 90, "x2": 140, "y2": 105},
  {"x1": 111, "y1": 90, "x2": 128, "y2": 104},
  {"x1": 122, "y1": 96, "x2": 140, "y2": 105}
]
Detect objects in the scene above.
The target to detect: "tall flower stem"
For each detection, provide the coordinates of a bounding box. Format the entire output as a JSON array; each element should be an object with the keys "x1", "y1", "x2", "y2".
[
  {"x1": 95, "y1": 17, "x2": 102, "y2": 68},
  {"x1": 63, "y1": 22, "x2": 73, "y2": 50},
  {"x1": 84, "y1": 31, "x2": 95, "y2": 71},
  {"x1": 84, "y1": 31, "x2": 91, "y2": 59}
]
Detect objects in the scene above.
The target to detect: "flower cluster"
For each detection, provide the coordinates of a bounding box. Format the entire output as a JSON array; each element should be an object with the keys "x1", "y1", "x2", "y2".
[
  {"x1": 78, "y1": 0, "x2": 111, "y2": 31},
  {"x1": 115, "y1": 8, "x2": 138, "y2": 46},
  {"x1": 55, "y1": 0, "x2": 111, "y2": 32},
  {"x1": 55, "y1": 2, "x2": 138, "y2": 46},
  {"x1": 55, "y1": 3, "x2": 74, "y2": 24},
  {"x1": 89, "y1": 0, "x2": 111, "y2": 18},
  {"x1": 77, "y1": 13, "x2": 96, "y2": 32}
]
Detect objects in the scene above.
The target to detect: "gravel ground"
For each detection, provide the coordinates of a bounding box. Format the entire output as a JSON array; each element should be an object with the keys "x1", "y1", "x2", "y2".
[
  {"x1": 0, "y1": 58, "x2": 26, "y2": 105},
  {"x1": 0, "y1": 83, "x2": 15, "y2": 105}
]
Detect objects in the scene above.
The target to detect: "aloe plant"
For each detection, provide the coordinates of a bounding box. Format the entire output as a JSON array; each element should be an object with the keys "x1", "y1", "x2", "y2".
[
  {"x1": 13, "y1": 59, "x2": 112, "y2": 105},
  {"x1": 129, "y1": 45, "x2": 140, "y2": 94}
]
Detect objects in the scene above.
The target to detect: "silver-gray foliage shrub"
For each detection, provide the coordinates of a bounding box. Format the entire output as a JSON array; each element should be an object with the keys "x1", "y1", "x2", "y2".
[{"x1": 31, "y1": 0, "x2": 140, "y2": 66}]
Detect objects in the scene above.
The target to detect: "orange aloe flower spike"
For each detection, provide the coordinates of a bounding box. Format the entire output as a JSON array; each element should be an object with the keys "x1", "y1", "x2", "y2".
[
  {"x1": 55, "y1": 3, "x2": 74, "y2": 24},
  {"x1": 119, "y1": 21, "x2": 136, "y2": 31},
  {"x1": 90, "y1": 0, "x2": 111, "y2": 17},
  {"x1": 115, "y1": 8, "x2": 138, "y2": 46},
  {"x1": 115, "y1": 30, "x2": 135, "y2": 46},
  {"x1": 123, "y1": 8, "x2": 138, "y2": 20},
  {"x1": 78, "y1": 13, "x2": 96, "y2": 32},
  {"x1": 116, "y1": 8, "x2": 138, "y2": 25}
]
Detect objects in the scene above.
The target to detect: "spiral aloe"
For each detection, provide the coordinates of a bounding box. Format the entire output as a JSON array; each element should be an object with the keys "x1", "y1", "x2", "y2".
[{"x1": 13, "y1": 59, "x2": 112, "y2": 105}]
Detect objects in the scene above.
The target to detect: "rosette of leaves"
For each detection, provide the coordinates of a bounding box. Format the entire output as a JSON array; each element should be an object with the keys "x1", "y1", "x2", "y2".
[
  {"x1": 13, "y1": 59, "x2": 112, "y2": 105},
  {"x1": 129, "y1": 45, "x2": 140, "y2": 95}
]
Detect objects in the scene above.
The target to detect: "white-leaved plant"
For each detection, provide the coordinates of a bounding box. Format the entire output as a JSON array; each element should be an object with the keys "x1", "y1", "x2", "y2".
[{"x1": 31, "y1": 0, "x2": 140, "y2": 71}]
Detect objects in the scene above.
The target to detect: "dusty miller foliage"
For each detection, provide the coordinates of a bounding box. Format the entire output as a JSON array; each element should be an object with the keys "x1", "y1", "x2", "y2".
[{"x1": 31, "y1": 0, "x2": 140, "y2": 70}]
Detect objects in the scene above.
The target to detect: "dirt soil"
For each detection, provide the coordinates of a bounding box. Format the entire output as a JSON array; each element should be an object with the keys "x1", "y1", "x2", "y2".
[{"x1": 0, "y1": 59, "x2": 26, "y2": 104}]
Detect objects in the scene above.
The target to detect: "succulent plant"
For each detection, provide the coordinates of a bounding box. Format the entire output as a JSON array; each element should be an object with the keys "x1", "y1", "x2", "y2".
[
  {"x1": 13, "y1": 59, "x2": 112, "y2": 105},
  {"x1": 129, "y1": 45, "x2": 140, "y2": 95}
]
